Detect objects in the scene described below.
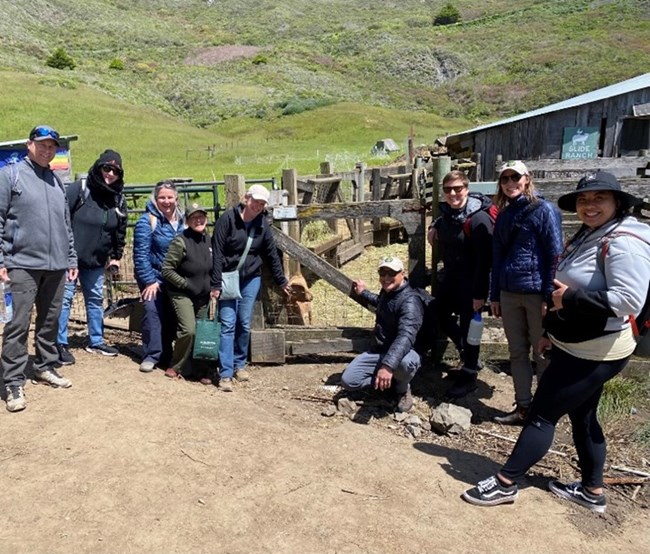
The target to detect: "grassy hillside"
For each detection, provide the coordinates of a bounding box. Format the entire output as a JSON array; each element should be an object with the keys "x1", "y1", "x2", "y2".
[
  {"x1": 0, "y1": 72, "x2": 461, "y2": 182},
  {"x1": 1, "y1": 0, "x2": 648, "y2": 128}
]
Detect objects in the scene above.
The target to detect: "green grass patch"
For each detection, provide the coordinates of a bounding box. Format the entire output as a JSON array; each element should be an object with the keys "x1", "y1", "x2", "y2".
[{"x1": 598, "y1": 376, "x2": 646, "y2": 424}]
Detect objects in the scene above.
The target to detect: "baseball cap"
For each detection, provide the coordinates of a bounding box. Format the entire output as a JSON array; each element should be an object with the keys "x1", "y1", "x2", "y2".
[
  {"x1": 498, "y1": 160, "x2": 529, "y2": 178},
  {"x1": 29, "y1": 125, "x2": 61, "y2": 146},
  {"x1": 378, "y1": 256, "x2": 404, "y2": 273},
  {"x1": 247, "y1": 184, "x2": 270, "y2": 203},
  {"x1": 185, "y1": 203, "x2": 208, "y2": 218}
]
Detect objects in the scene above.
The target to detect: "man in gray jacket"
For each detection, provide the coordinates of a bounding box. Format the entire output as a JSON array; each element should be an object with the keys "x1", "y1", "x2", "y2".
[{"x1": 0, "y1": 125, "x2": 78, "y2": 412}]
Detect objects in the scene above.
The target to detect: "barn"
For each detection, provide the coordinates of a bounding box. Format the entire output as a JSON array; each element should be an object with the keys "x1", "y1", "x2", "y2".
[{"x1": 446, "y1": 73, "x2": 650, "y2": 179}]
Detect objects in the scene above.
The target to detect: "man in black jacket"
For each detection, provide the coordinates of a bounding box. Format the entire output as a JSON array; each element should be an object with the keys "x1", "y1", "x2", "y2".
[{"x1": 340, "y1": 256, "x2": 424, "y2": 413}]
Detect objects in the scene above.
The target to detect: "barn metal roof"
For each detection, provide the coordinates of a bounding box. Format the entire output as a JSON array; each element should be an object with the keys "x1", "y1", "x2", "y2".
[{"x1": 449, "y1": 73, "x2": 650, "y2": 138}]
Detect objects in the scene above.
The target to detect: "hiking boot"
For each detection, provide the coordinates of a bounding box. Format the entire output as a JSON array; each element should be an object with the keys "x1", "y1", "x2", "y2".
[
  {"x1": 462, "y1": 475, "x2": 519, "y2": 507},
  {"x1": 35, "y1": 368, "x2": 72, "y2": 388},
  {"x1": 396, "y1": 388, "x2": 414, "y2": 413},
  {"x1": 494, "y1": 404, "x2": 528, "y2": 425},
  {"x1": 57, "y1": 344, "x2": 76, "y2": 366},
  {"x1": 234, "y1": 369, "x2": 250, "y2": 382},
  {"x1": 548, "y1": 480, "x2": 607, "y2": 513},
  {"x1": 5, "y1": 385, "x2": 26, "y2": 412},
  {"x1": 139, "y1": 360, "x2": 156, "y2": 373},
  {"x1": 447, "y1": 371, "x2": 478, "y2": 399},
  {"x1": 219, "y1": 377, "x2": 234, "y2": 392},
  {"x1": 85, "y1": 343, "x2": 118, "y2": 357}
]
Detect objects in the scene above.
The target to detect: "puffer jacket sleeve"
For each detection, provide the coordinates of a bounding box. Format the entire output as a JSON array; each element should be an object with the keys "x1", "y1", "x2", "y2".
[
  {"x1": 133, "y1": 213, "x2": 157, "y2": 286},
  {"x1": 536, "y1": 202, "x2": 563, "y2": 303},
  {"x1": 490, "y1": 214, "x2": 508, "y2": 302},
  {"x1": 381, "y1": 290, "x2": 424, "y2": 371}
]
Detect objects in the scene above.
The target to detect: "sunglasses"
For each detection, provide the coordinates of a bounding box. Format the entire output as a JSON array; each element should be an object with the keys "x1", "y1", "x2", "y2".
[
  {"x1": 499, "y1": 174, "x2": 522, "y2": 184},
  {"x1": 30, "y1": 126, "x2": 60, "y2": 141},
  {"x1": 442, "y1": 185, "x2": 466, "y2": 194},
  {"x1": 378, "y1": 269, "x2": 400, "y2": 278},
  {"x1": 100, "y1": 164, "x2": 123, "y2": 176}
]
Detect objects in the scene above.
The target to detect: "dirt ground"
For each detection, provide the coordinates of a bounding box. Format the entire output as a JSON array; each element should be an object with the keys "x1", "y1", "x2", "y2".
[{"x1": 1, "y1": 325, "x2": 649, "y2": 554}]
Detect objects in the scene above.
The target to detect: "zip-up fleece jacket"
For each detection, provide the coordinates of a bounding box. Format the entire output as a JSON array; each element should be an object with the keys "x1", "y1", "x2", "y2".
[
  {"x1": 359, "y1": 281, "x2": 424, "y2": 371},
  {"x1": 0, "y1": 157, "x2": 76, "y2": 271},
  {"x1": 162, "y1": 228, "x2": 212, "y2": 299},
  {"x1": 210, "y1": 205, "x2": 287, "y2": 290},
  {"x1": 67, "y1": 161, "x2": 127, "y2": 269},
  {"x1": 133, "y1": 199, "x2": 184, "y2": 288},
  {"x1": 491, "y1": 194, "x2": 563, "y2": 303},
  {"x1": 544, "y1": 216, "x2": 650, "y2": 343},
  {"x1": 433, "y1": 192, "x2": 494, "y2": 300}
]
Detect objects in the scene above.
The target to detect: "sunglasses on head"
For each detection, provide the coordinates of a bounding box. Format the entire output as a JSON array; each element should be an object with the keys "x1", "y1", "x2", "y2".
[
  {"x1": 100, "y1": 164, "x2": 123, "y2": 176},
  {"x1": 499, "y1": 173, "x2": 522, "y2": 184},
  {"x1": 30, "y1": 126, "x2": 59, "y2": 141},
  {"x1": 442, "y1": 185, "x2": 466, "y2": 194}
]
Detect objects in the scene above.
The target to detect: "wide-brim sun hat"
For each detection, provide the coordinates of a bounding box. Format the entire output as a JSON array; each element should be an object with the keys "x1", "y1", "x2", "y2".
[{"x1": 557, "y1": 171, "x2": 641, "y2": 212}]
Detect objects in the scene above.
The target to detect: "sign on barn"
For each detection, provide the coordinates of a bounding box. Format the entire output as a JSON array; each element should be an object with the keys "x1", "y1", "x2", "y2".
[
  {"x1": 561, "y1": 127, "x2": 599, "y2": 159},
  {"x1": 0, "y1": 134, "x2": 78, "y2": 182}
]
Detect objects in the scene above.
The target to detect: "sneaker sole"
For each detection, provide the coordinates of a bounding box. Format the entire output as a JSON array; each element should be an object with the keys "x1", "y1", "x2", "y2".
[
  {"x1": 461, "y1": 490, "x2": 518, "y2": 506},
  {"x1": 548, "y1": 481, "x2": 606, "y2": 513},
  {"x1": 85, "y1": 347, "x2": 118, "y2": 357},
  {"x1": 58, "y1": 359, "x2": 76, "y2": 366},
  {"x1": 6, "y1": 403, "x2": 26, "y2": 413},
  {"x1": 31, "y1": 378, "x2": 72, "y2": 389}
]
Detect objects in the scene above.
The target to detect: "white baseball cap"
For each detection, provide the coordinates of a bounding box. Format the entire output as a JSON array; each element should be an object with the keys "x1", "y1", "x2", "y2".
[
  {"x1": 247, "y1": 184, "x2": 270, "y2": 203},
  {"x1": 378, "y1": 256, "x2": 404, "y2": 272},
  {"x1": 498, "y1": 160, "x2": 529, "y2": 178}
]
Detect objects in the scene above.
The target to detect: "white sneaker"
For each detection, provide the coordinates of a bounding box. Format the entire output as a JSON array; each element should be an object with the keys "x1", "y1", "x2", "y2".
[
  {"x1": 35, "y1": 368, "x2": 72, "y2": 388},
  {"x1": 5, "y1": 385, "x2": 26, "y2": 412}
]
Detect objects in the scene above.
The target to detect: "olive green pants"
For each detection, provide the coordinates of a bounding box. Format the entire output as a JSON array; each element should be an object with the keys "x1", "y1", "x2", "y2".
[{"x1": 167, "y1": 292, "x2": 212, "y2": 376}]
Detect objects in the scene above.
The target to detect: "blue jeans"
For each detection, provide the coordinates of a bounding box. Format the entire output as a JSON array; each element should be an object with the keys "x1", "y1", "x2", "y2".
[
  {"x1": 218, "y1": 275, "x2": 261, "y2": 379},
  {"x1": 340, "y1": 349, "x2": 421, "y2": 394},
  {"x1": 141, "y1": 284, "x2": 175, "y2": 367},
  {"x1": 57, "y1": 267, "x2": 105, "y2": 347}
]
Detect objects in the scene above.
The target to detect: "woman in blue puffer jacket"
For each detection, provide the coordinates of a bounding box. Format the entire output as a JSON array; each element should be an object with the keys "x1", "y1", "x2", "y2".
[
  {"x1": 490, "y1": 161, "x2": 563, "y2": 425},
  {"x1": 133, "y1": 181, "x2": 184, "y2": 373}
]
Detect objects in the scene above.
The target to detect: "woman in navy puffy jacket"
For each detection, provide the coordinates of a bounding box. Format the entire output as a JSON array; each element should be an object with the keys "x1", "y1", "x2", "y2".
[
  {"x1": 490, "y1": 161, "x2": 563, "y2": 424},
  {"x1": 133, "y1": 181, "x2": 184, "y2": 373}
]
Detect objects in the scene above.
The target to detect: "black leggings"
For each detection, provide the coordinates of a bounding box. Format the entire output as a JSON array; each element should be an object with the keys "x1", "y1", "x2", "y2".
[{"x1": 500, "y1": 346, "x2": 629, "y2": 488}]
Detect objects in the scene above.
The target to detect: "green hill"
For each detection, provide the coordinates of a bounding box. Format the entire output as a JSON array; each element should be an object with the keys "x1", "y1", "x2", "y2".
[{"x1": 1, "y1": 0, "x2": 648, "y2": 181}]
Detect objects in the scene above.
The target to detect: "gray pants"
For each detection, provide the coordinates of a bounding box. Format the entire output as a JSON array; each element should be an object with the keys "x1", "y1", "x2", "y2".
[
  {"x1": 1, "y1": 269, "x2": 66, "y2": 387},
  {"x1": 500, "y1": 290, "x2": 549, "y2": 407},
  {"x1": 340, "y1": 349, "x2": 421, "y2": 394}
]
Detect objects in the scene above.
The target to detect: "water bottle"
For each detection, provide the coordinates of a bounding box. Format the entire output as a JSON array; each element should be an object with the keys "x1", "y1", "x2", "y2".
[
  {"x1": 0, "y1": 282, "x2": 12, "y2": 324},
  {"x1": 466, "y1": 310, "x2": 483, "y2": 346}
]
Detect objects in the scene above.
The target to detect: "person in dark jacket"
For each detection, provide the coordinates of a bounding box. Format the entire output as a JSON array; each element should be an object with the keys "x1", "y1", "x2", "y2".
[
  {"x1": 490, "y1": 161, "x2": 563, "y2": 425},
  {"x1": 161, "y1": 204, "x2": 213, "y2": 382},
  {"x1": 56, "y1": 149, "x2": 127, "y2": 364},
  {"x1": 133, "y1": 180, "x2": 184, "y2": 373},
  {"x1": 427, "y1": 170, "x2": 495, "y2": 399},
  {"x1": 340, "y1": 256, "x2": 424, "y2": 413},
  {"x1": 210, "y1": 184, "x2": 290, "y2": 391}
]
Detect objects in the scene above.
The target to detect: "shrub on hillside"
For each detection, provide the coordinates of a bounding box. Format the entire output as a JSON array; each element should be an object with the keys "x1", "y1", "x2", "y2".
[
  {"x1": 109, "y1": 58, "x2": 125, "y2": 70},
  {"x1": 251, "y1": 54, "x2": 268, "y2": 65},
  {"x1": 278, "y1": 97, "x2": 334, "y2": 116},
  {"x1": 433, "y1": 3, "x2": 461, "y2": 26},
  {"x1": 46, "y1": 48, "x2": 76, "y2": 70}
]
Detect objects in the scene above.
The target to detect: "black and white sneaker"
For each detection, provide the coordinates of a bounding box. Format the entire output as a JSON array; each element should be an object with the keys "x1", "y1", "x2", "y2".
[
  {"x1": 85, "y1": 343, "x2": 118, "y2": 357},
  {"x1": 462, "y1": 475, "x2": 519, "y2": 507},
  {"x1": 548, "y1": 480, "x2": 607, "y2": 513},
  {"x1": 57, "y1": 344, "x2": 76, "y2": 366}
]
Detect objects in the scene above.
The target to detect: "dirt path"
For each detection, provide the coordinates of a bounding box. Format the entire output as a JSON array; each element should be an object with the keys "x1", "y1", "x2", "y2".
[{"x1": 1, "y1": 339, "x2": 648, "y2": 553}]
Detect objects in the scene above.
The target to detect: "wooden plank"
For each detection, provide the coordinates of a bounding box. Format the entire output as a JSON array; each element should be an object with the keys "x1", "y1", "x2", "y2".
[
  {"x1": 309, "y1": 234, "x2": 344, "y2": 256},
  {"x1": 307, "y1": 177, "x2": 343, "y2": 185},
  {"x1": 337, "y1": 241, "x2": 364, "y2": 266},
  {"x1": 280, "y1": 326, "x2": 372, "y2": 341},
  {"x1": 250, "y1": 329, "x2": 286, "y2": 363},
  {"x1": 286, "y1": 337, "x2": 373, "y2": 355},
  {"x1": 271, "y1": 199, "x2": 422, "y2": 222}
]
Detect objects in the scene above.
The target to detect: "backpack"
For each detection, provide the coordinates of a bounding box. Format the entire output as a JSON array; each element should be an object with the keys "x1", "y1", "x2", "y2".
[
  {"x1": 600, "y1": 230, "x2": 650, "y2": 358},
  {"x1": 462, "y1": 204, "x2": 498, "y2": 237}
]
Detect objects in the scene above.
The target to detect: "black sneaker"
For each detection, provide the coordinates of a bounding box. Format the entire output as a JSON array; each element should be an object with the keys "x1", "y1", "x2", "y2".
[
  {"x1": 85, "y1": 343, "x2": 118, "y2": 357},
  {"x1": 447, "y1": 371, "x2": 478, "y2": 399},
  {"x1": 57, "y1": 344, "x2": 76, "y2": 366},
  {"x1": 462, "y1": 475, "x2": 518, "y2": 507},
  {"x1": 548, "y1": 480, "x2": 607, "y2": 513}
]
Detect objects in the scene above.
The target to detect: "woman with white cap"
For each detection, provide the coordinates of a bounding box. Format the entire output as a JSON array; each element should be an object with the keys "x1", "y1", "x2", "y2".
[
  {"x1": 490, "y1": 161, "x2": 563, "y2": 425},
  {"x1": 463, "y1": 171, "x2": 650, "y2": 513},
  {"x1": 210, "y1": 185, "x2": 290, "y2": 391}
]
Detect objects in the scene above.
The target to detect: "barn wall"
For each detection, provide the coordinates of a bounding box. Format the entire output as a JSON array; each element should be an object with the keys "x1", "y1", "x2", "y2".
[{"x1": 469, "y1": 88, "x2": 650, "y2": 178}]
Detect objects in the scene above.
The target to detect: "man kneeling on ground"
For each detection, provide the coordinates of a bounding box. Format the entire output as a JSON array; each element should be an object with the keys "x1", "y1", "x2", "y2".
[{"x1": 340, "y1": 256, "x2": 423, "y2": 413}]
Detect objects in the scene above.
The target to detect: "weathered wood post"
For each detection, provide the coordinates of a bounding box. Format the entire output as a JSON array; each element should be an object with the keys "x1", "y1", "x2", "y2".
[
  {"x1": 494, "y1": 154, "x2": 503, "y2": 180},
  {"x1": 371, "y1": 167, "x2": 382, "y2": 232},
  {"x1": 354, "y1": 162, "x2": 366, "y2": 242},
  {"x1": 429, "y1": 156, "x2": 451, "y2": 294},
  {"x1": 282, "y1": 168, "x2": 301, "y2": 277},
  {"x1": 224, "y1": 174, "x2": 245, "y2": 208}
]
